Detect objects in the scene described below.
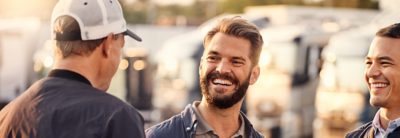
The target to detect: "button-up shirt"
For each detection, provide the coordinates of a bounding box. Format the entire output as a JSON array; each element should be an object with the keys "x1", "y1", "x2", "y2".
[
  {"x1": 372, "y1": 110, "x2": 400, "y2": 138},
  {"x1": 191, "y1": 101, "x2": 245, "y2": 138}
]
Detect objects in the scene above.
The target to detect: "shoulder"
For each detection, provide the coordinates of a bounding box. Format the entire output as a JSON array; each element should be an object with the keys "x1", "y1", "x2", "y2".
[
  {"x1": 104, "y1": 105, "x2": 145, "y2": 138},
  {"x1": 46, "y1": 76, "x2": 129, "y2": 108},
  {"x1": 146, "y1": 113, "x2": 186, "y2": 138},
  {"x1": 252, "y1": 131, "x2": 264, "y2": 138},
  {"x1": 345, "y1": 122, "x2": 373, "y2": 138},
  {"x1": 247, "y1": 123, "x2": 264, "y2": 138},
  {"x1": 44, "y1": 76, "x2": 143, "y2": 123},
  {"x1": 240, "y1": 113, "x2": 264, "y2": 138},
  {"x1": 146, "y1": 105, "x2": 194, "y2": 138}
]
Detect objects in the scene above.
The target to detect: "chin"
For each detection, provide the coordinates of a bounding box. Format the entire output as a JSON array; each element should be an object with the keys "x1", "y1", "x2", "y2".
[{"x1": 370, "y1": 99, "x2": 384, "y2": 108}]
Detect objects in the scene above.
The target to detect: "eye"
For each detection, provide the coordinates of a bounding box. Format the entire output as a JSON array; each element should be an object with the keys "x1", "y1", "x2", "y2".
[
  {"x1": 207, "y1": 56, "x2": 219, "y2": 62},
  {"x1": 364, "y1": 60, "x2": 372, "y2": 67},
  {"x1": 232, "y1": 60, "x2": 244, "y2": 67},
  {"x1": 381, "y1": 61, "x2": 393, "y2": 67}
]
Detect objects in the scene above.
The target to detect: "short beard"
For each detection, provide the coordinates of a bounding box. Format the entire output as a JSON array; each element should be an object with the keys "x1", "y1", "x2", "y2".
[{"x1": 200, "y1": 71, "x2": 250, "y2": 109}]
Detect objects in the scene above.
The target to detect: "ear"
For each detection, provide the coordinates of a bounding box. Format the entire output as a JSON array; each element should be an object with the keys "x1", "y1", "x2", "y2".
[
  {"x1": 249, "y1": 65, "x2": 260, "y2": 85},
  {"x1": 101, "y1": 33, "x2": 114, "y2": 58}
]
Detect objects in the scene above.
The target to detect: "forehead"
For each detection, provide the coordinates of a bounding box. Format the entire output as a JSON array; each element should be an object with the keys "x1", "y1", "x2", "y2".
[
  {"x1": 205, "y1": 33, "x2": 251, "y2": 58},
  {"x1": 368, "y1": 36, "x2": 400, "y2": 60}
]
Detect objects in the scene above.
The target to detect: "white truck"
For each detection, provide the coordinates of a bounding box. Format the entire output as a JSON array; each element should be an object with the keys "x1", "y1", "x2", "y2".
[
  {"x1": 0, "y1": 18, "x2": 47, "y2": 108},
  {"x1": 313, "y1": 26, "x2": 374, "y2": 138},
  {"x1": 243, "y1": 5, "x2": 378, "y2": 138}
]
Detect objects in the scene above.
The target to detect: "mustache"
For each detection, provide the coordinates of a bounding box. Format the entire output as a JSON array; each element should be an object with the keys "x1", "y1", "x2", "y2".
[{"x1": 206, "y1": 71, "x2": 239, "y2": 85}]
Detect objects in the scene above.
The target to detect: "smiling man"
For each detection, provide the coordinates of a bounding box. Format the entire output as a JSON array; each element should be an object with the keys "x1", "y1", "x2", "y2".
[
  {"x1": 346, "y1": 23, "x2": 400, "y2": 138},
  {"x1": 146, "y1": 17, "x2": 264, "y2": 138}
]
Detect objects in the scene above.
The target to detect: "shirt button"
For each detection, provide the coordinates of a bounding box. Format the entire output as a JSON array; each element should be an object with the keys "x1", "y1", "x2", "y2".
[{"x1": 186, "y1": 127, "x2": 191, "y2": 131}]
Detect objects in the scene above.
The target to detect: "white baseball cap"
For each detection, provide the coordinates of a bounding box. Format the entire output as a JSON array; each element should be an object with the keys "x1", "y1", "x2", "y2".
[{"x1": 51, "y1": 0, "x2": 142, "y2": 41}]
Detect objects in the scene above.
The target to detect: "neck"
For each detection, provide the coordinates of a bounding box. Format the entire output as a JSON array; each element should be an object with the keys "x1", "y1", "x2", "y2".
[
  {"x1": 379, "y1": 108, "x2": 400, "y2": 129},
  {"x1": 53, "y1": 52, "x2": 106, "y2": 91},
  {"x1": 198, "y1": 98, "x2": 242, "y2": 138}
]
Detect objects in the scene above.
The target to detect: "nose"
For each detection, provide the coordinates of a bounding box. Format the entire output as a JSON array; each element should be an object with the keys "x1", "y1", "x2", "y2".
[
  {"x1": 365, "y1": 63, "x2": 381, "y2": 79},
  {"x1": 215, "y1": 60, "x2": 231, "y2": 74}
]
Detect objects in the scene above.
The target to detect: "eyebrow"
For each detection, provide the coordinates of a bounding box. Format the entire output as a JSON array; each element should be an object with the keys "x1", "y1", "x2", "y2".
[
  {"x1": 208, "y1": 50, "x2": 247, "y2": 61},
  {"x1": 365, "y1": 56, "x2": 394, "y2": 61},
  {"x1": 208, "y1": 51, "x2": 219, "y2": 55}
]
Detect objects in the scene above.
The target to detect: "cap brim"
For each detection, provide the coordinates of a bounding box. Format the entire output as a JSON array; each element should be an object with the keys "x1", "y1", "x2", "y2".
[{"x1": 124, "y1": 29, "x2": 142, "y2": 42}]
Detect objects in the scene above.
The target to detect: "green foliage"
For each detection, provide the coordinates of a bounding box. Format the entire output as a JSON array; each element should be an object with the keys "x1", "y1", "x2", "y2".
[
  {"x1": 218, "y1": 0, "x2": 272, "y2": 13},
  {"x1": 119, "y1": 0, "x2": 379, "y2": 25},
  {"x1": 124, "y1": 10, "x2": 148, "y2": 24},
  {"x1": 358, "y1": 0, "x2": 379, "y2": 9}
]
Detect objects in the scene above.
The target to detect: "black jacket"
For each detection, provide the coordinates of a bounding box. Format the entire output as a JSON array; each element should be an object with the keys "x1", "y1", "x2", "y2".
[
  {"x1": 0, "y1": 70, "x2": 145, "y2": 138},
  {"x1": 346, "y1": 122, "x2": 400, "y2": 138},
  {"x1": 146, "y1": 104, "x2": 264, "y2": 138}
]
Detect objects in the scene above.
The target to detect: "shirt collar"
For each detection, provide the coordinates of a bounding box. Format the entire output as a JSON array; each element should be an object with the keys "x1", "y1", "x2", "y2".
[
  {"x1": 372, "y1": 109, "x2": 400, "y2": 136},
  {"x1": 233, "y1": 115, "x2": 245, "y2": 137},
  {"x1": 192, "y1": 101, "x2": 214, "y2": 135},
  {"x1": 372, "y1": 109, "x2": 385, "y2": 135},
  {"x1": 48, "y1": 69, "x2": 92, "y2": 86},
  {"x1": 191, "y1": 101, "x2": 245, "y2": 137}
]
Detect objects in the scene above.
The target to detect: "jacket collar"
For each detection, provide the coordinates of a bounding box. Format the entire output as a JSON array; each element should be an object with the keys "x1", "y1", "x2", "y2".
[
  {"x1": 180, "y1": 103, "x2": 259, "y2": 137},
  {"x1": 180, "y1": 104, "x2": 198, "y2": 137}
]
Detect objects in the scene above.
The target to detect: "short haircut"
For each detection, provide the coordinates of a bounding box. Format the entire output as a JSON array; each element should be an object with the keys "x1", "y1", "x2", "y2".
[
  {"x1": 53, "y1": 16, "x2": 104, "y2": 58},
  {"x1": 203, "y1": 17, "x2": 263, "y2": 66},
  {"x1": 376, "y1": 23, "x2": 400, "y2": 38}
]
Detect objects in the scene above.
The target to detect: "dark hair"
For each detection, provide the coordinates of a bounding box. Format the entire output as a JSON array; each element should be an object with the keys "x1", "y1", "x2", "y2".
[
  {"x1": 376, "y1": 23, "x2": 400, "y2": 38},
  {"x1": 53, "y1": 16, "x2": 104, "y2": 58},
  {"x1": 203, "y1": 17, "x2": 263, "y2": 66}
]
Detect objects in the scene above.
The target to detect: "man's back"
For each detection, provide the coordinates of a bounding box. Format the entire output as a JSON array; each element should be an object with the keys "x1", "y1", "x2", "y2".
[{"x1": 0, "y1": 75, "x2": 145, "y2": 138}]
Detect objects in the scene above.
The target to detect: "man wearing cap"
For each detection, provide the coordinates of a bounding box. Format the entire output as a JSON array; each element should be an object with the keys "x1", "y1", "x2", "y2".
[{"x1": 0, "y1": 0, "x2": 145, "y2": 138}]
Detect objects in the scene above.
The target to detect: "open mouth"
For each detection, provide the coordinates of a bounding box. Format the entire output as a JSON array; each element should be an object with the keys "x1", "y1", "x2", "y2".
[
  {"x1": 212, "y1": 78, "x2": 233, "y2": 86},
  {"x1": 370, "y1": 82, "x2": 389, "y2": 88},
  {"x1": 206, "y1": 71, "x2": 239, "y2": 90}
]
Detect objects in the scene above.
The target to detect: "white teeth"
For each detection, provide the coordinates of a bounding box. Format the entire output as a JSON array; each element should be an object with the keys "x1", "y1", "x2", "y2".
[
  {"x1": 213, "y1": 79, "x2": 233, "y2": 86},
  {"x1": 371, "y1": 83, "x2": 388, "y2": 88}
]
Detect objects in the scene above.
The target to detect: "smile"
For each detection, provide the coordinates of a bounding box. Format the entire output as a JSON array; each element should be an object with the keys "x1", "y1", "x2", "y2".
[
  {"x1": 212, "y1": 78, "x2": 233, "y2": 86},
  {"x1": 370, "y1": 83, "x2": 389, "y2": 88}
]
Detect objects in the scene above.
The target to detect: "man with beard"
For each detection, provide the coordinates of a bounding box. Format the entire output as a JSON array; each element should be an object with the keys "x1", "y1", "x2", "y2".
[
  {"x1": 346, "y1": 23, "x2": 400, "y2": 138},
  {"x1": 146, "y1": 17, "x2": 264, "y2": 138}
]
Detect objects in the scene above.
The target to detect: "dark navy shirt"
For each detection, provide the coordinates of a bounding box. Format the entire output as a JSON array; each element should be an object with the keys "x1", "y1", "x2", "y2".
[{"x1": 0, "y1": 69, "x2": 145, "y2": 138}]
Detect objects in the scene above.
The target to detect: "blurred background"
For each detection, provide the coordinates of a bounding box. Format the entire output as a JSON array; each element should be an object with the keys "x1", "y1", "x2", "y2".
[{"x1": 1, "y1": 0, "x2": 400, "y2": 137}]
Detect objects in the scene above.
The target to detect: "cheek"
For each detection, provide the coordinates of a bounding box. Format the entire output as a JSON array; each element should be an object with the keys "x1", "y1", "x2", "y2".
[
  {"x1": 391, "y1": 75, "x2": 400, "y2": 92},
  {"x1": 388, "y1": 70, "x2": 400, "y2": 84},
  {"x1": 200, "y1": 68, "x2": 210, "y2": 79},
  {"x1": 200, "y1": 63, "x2": 213, "y2": 75},
  {"x1": 239, "y1": 68, "x2": 252, "y2": 79},
  {"x1": 364, "y1": 74, "x2": 369, "y2": 87}
]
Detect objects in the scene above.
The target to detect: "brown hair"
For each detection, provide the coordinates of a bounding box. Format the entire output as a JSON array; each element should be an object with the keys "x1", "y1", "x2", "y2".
[
  {"x1": 376, "y1": 23, "x2": 400, "y2": 38},
  {"x1": 203, "y1": 17, "x2": 263, "y2": 66},
  {"x1": 53, "y1": 16, "x2": 104, "y2": 58}
]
